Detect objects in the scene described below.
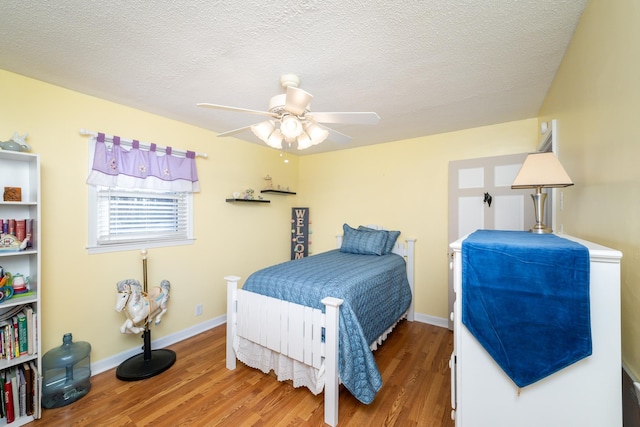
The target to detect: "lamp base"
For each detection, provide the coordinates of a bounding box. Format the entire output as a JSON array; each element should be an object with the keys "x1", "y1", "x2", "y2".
[
  {"x1": 530, "y1": 223, "x2": 553, "y2": 234},
  {"x1": 528, "y1": 189, "x2": 552, "y2": 234}
]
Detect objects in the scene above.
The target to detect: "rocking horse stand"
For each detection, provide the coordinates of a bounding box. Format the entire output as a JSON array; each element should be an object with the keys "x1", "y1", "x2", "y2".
[{"x1": 116, "y1": 250, "x2": 176, "y2": 381}]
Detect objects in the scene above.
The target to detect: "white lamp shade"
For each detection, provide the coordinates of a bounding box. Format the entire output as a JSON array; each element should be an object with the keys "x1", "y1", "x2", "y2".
[
  {"x1": 250, "y1": 120, "x2": 275, "y2": 143},
  {"x1": 304, "y1": 122, "x2": 329, "y2": 145},
  {"x1": 266, "y1": 129, "x2": 283, "y2": 149},
  {"x1": 512, "y1": 152, "x2": 574, "y2": 189},
  {"x1": 296, "y1": 132, "x2": 312, "y2": 150}
]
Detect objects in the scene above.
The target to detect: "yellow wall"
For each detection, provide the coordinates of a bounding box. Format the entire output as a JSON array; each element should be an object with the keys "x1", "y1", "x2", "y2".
[
  {"x1": 539, "y1": 0, "x2": 640, "y2": 380},
  {"x1": 1, "y1": 69, "x2": 299, "y2": 362},
  {"x1": 299, "y1": 119, "x2": 537, "y2": 318}
]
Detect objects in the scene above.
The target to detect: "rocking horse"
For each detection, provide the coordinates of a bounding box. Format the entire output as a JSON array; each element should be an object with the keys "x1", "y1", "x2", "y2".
[
  {"x1": 115, "y1": 250, "x2": 176, "y2": 381},
  {"x1": 115, "y1": 278, "x2": 170, "y2": 334}
]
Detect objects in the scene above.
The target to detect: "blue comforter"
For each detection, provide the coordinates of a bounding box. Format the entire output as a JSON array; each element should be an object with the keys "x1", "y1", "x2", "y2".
[{"x1": 242, "y1": 249, "x2": 412, "y2": 404}]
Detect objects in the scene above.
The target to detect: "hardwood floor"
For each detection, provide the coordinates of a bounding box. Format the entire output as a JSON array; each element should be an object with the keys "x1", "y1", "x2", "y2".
[{"x1": 30, "y1": 321, "x2": 454, "y2": 426}]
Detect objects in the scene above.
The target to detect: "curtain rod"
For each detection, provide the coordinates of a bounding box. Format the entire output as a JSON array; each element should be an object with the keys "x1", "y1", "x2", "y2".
[{"x1": 79, "y1": 129, "x2": 208, "y2": 158}]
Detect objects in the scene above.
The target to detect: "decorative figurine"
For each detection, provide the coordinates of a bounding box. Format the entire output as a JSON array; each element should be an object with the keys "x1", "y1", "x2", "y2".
[
  {"x1": 0, "y1": 132, "x2": 31, "y2": 152},
  {"x1": 263, "y1": 175, "x2": 273, "y2": 190},
  {"x1": 0, "y1": 233, "x2": 30, "y2": 252},
  {"x1": 115, "y1": 279, "x2": 171, "y2": 334}
]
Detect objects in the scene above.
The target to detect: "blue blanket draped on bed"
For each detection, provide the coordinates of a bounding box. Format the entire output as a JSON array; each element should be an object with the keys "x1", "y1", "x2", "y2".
[
  {"x1": 462, "y1": 230, "x2": 591, "y2": 388},
  {"x1": 242, "y1": 249, "x2": 412, "y2": 404}
]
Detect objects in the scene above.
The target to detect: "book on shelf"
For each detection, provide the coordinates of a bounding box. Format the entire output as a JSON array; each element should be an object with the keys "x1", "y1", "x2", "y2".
[
  {"x1": 25, "y1": 218, "x2": 33, "y2": 248},
  {"x1": 30, "y1": 360, "x2": 41, "y2": 419},
  {"x1": 10, "y1": 368, "x2": 18, "y2": 421},
  {"x1": 17, "y1": 312, "x2": 28, "y2": 356},
  {"x1": 4, "y1": 370, "x2": 14, "y2": 423},
  {"x1": 16, "y1": 366, "x2": 25, "y2": 417},
  {"x1": 0, "y1": 372, "x2": 5, "y2": 419},
  {"x1": 22, "y1": 362, "x2": 33, "y2": 416},
  {"x1": 22, "y1": 306, "x2": 34, "y2": 355},
  {"x1": 15, "y1": 220, "x2": 26, "y2": 242},
  {"x1": 12, "y1": 316, "x2": 19, "y2": 359}
]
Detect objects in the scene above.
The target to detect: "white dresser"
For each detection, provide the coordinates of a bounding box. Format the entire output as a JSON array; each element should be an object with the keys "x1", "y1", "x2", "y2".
[{"x1": 449, "y1": 234, "x2": 622, "y2": 426}]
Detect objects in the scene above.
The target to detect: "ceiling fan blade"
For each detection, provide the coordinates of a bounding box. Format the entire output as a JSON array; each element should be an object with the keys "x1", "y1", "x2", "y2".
[
  {"x1": 308, "y1": 111, "x2": 380, "y2": 125},
  {"x1": 216, "y1": 125, "x2": 255, "y2": 138},
  {"x1": 285, "y1": 87, "x2": 313, "y2": 116},
  {"x1": 321, "y1": 125, "x2": 352, "y2": 144},
  {"x1": 197, "y1": 103, "x2": 277, "y2": 118}
]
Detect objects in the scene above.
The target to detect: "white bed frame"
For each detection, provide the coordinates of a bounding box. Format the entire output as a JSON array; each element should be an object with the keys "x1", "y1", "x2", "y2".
[{"x1": 224, "y1": 228, "x2": 415, "y2": 426}]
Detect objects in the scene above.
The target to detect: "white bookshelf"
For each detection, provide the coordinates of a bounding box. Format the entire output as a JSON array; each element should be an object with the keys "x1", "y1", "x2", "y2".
[{"x1": 0, "y1": 151, "x2": 41, "y2": 424}]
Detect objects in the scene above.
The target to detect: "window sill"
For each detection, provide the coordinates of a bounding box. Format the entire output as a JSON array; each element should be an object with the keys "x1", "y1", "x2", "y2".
[{"x1": 86, "y1": 238, "x2": 195, "y2": 255}]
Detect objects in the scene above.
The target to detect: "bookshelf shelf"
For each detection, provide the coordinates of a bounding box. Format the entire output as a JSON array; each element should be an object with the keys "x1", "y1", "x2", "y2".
[{"x1": 0, "y1": 151, "x2": 41, "y2": 424}]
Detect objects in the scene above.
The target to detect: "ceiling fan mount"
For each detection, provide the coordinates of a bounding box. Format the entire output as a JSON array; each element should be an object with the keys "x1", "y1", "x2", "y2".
[{"x1": 197, "y1": 74, "x2": 379, "y2": 150}]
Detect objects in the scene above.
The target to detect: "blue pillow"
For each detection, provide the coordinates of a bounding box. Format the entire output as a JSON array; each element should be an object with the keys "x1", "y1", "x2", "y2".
[
  {"x1": 340, "y1": 224, "x2": 387, "y2": 255},
  {"x1": 358, "y1": 226, "x2": 401, "y2": 255}
]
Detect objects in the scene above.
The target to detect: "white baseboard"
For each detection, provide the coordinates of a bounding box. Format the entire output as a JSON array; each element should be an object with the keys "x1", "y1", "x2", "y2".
[
  {"x1": 91, "y1": 314, "x2": 226, "y2": 376},
  {"x1": 90, "y1": 311, "x2": 447, "y2": 377},
  {"x1": 414, "y1": 312, "x2": 449, "y2": 329}
]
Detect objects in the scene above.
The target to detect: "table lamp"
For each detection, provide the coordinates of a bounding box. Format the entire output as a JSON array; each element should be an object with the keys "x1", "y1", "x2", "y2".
[{"x1": 511, "y1": 152, "x2": 574, "y2": 234}]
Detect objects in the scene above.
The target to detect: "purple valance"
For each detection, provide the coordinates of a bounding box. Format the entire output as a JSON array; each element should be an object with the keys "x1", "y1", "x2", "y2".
[{"x1": 86, "y1": 133, "x2": 200, "y2": 192}]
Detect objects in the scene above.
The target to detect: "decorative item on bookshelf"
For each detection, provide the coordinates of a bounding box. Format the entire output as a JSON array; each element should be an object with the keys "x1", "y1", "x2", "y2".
[
  {"x1": 0, "y1": 218, "x2": 32, "y2": 252},
  {"x1": 3, "y1": 187, "x2": 22, "y2": 202},
  {"x1": 0, "y1": 132, "x2": 31, "y2": 152}
]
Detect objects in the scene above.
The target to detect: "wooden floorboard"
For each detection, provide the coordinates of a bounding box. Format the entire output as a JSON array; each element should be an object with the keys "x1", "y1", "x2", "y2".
[{"x1": 29, "y1": 321, "x2": 454, "y2": 426}]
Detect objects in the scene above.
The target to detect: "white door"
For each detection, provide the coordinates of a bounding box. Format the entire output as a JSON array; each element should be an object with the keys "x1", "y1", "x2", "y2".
[{"x1": 447, "y1": 153, "x2": 537, "y2": 329}]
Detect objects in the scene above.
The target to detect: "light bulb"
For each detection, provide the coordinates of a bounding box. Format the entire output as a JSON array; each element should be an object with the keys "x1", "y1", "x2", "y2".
[{"x1": 280, "y1": 115, "x2": 303, "y2": 139}]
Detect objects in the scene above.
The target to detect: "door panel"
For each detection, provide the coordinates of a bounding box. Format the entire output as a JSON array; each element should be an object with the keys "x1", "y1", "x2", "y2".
[
  {"x1": 458, "y1": 196, "x2": 484, "y2": 238},
  {"x1": 447, "y1": 153, "x2": 535, "y2": 329}
]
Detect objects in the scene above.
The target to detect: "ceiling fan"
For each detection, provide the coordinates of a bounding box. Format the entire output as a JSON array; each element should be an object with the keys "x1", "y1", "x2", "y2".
[{"x1": 197, "y1": 74, "x2": 379, "y2": 150}]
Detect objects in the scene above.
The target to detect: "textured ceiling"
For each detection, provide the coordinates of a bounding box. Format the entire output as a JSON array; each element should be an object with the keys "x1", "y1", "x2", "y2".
[{"x1": 0, "y1": 0, "x2": 588, "y2": 155}]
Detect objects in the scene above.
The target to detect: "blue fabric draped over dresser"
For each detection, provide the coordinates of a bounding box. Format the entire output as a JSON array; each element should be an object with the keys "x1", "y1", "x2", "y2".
[{"x1": 461, "y1": 230, "x2": 591, "y2": 388}]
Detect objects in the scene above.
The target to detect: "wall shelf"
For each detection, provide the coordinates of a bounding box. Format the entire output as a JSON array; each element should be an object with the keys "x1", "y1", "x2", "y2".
[
  {"x1": 226, "y1": 198, "x2": 270, "y2": 203},
  {"x1": 260, "y1": 189, "x2": 296, "y2": 195}
]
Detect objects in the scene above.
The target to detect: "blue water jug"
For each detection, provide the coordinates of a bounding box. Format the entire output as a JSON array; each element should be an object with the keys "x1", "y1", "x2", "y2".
[{"x1": 41, "y1": 333, "x2": 91, "y2": 408}]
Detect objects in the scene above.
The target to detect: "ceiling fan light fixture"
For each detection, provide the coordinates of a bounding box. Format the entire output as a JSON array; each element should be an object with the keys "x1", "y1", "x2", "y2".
[
  {"x1": 296, "y1": 132, "x2": 312, "y2": 150},
  {"x1": 280, "y1": 115, "x2": 303, "y2": 139},
  {"x1": 250, "y1": 120, "x2": 275, "y2": 143},
  {"x1": 304, "y1": 122, "x2": 329, "y2": 145},
  {"x1": 267, "y1": 129, "x2": 283, "y2": 149}
]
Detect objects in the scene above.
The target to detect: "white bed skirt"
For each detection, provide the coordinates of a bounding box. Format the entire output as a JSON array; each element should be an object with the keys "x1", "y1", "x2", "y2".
[{"x1": 234, "y1": 335, "x2": 325, "y2": 394}]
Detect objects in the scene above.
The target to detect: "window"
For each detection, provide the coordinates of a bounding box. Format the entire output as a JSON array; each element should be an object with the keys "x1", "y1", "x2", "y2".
[
  {"x1": 88, "y1": 186, "x2": 194, "y2": 254},
  {"x1": 85, "y1": 133, "x2": 199, "y2": 254}
]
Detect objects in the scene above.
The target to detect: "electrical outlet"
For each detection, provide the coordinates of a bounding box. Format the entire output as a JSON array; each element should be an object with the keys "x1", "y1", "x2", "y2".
[{"x1": 195, "y1": 304, "x2": 203, "y2": 316}]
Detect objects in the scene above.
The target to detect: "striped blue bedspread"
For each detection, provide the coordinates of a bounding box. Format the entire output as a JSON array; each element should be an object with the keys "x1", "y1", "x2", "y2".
[{"x1": 242, "y1": 249, "x2": 412, "y2": 404}]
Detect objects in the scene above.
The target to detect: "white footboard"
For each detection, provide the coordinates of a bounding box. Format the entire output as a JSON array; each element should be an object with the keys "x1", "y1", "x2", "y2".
[{"x1": 224, "y1": 275, "x2": 343, "y2": 427}]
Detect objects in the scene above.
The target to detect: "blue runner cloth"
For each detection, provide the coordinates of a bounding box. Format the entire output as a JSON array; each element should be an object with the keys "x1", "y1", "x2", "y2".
[{"x1": 462, "y1": 230, "x2": 591, "y2": 388}]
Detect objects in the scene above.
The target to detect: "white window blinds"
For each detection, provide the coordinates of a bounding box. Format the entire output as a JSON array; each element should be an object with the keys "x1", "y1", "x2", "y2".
[{"x1": 96, "y1": 188, "x2": 189, "y2": 245}]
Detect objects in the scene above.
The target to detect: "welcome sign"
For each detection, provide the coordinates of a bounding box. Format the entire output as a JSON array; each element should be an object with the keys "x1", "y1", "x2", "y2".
[{"x1": 291, "y1": 207, "x2": 309, "y2": 260}]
